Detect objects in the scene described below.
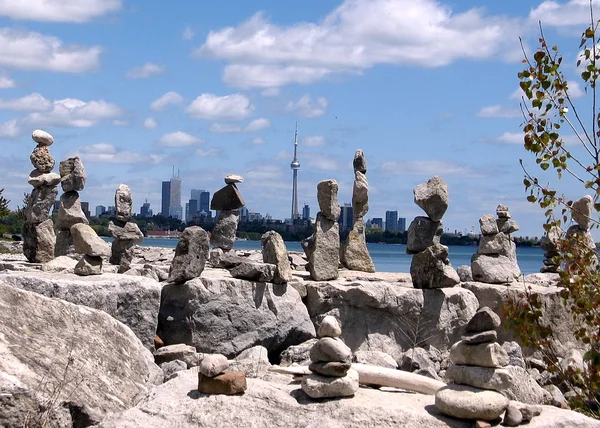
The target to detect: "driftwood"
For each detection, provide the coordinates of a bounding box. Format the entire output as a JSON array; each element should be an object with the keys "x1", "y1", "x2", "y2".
[{"x1": 269, "y1": 363, "x2": 445, "y2": 395}]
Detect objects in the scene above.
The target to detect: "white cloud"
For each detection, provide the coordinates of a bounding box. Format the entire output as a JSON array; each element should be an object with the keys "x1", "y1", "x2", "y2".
[
  {"x1": 244, "y1": 117, "x2": 270, "y2": 132},
  {"x1": 112, "y1": 119, "x2": 129, "y2": 126},
  {"x1": 304, "y1": 152, "x2": 341, "y2": 171},
  {"x1": 182, "y1": 26, "x2": 195, "y2": 41},
  {"x1": 157, "y1": 131, "x2": 204, "y2": 147},
  {"x1": 0, "y1": 28, "x2": 101, "y2": 73},
  {"x1": 302, "y1": 135, "x2": 327, "y2": 147},
  {"x1": 143, "y1": 117, "x2": 157, "y2": 129},
  {"x1": 126, "y1": 62, "x2": 166, "y2": 79},
  {"x1": 529, "y1": 0, "x2": 599, "y2": 27},
  {"x1": 197, "y1": 1, "x2": 521, "y2": 88},
  {"x1": 0, "y1": 74, "x2": 15, "y2": 88},
  {"x1": 186, "y1": 93, "x2": 253, "y2": 121},
  {"x1": 496, "y1": 132, "x2": 523, "y2": 145},
  {"x1": 286, "y1": 95, "x2": 328, "y2": 118},
  {"x1": 79, "y1": 143, "x2": 116, "y2": 154},
  {"x1": 0, "y1": 93, "x2": 50, "y2": 111},
  {"x1": 251, "y1": 137, "x2": 266, "y2": 145},
  {"x1": 261, "y1": 87, "x2": 280, "y2": 97},
  {"x1": 150, "y1": 91, "x2": 183, "y2": 111},
  {"x1": 476, "y1": 104, "x2": 520, "y2": 118},
  {"x1": 76, "y1": 143, "x2": 165, "y2": 164},
  {"x1": 26, "y1": 98, "x2": 121, "y2": 127},
  {"x1": 195, "y1": 148, "x2": 222, "y2": 157},
  {"x1": 0, "y1": 0, "x2": 121, "y2": 23},
  {"x1": 0, "y1": 119, "x2": 19, "y2": 137},
  {"x1": 381, "y1": 160, "x2": 485, "y2": 177}
]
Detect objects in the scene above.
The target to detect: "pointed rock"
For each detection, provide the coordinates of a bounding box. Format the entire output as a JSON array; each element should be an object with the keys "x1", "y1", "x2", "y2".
[{"x1": 413, "y1": 176, "x2": 448, "y2": 221}]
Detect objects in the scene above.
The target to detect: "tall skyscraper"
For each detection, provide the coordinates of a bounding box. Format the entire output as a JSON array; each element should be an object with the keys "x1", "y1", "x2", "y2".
[
  {"x1": 161, "y1": 181, "x2": 171, "y2": 217},
  {"x1": 339, "y1": 203, "x2": 353, "y2": 233},
  {"x1": 187, "y1": 199, "x2": 198, "y2": 222},
  {"x1": 169, "y1": 174, "x2": 182, "y2": 220},
  {"x1": 302, "y1": 203, "x2": 310, "y2": 221},
  {"x1": 81, "y1": 202, "x2": 90, "y2": 218},
  {"x1": 191, "y1": 189, "x2": 211, "y2": 217},
  {"x1": 385, "y1": 210, "x2": 398, "y2": 232},
  {"x1": 140, "y1": 201, "x2": 152, "y2": 217},
  {"x1": 95, "y1": 205, "x2": 106, "y2": 217},
  {"x1": 290, "y1": 123, "x2": 300, "y2": 220},
  {"x1": 398, "y1": 217, "x2": 407, "y2": 233}
]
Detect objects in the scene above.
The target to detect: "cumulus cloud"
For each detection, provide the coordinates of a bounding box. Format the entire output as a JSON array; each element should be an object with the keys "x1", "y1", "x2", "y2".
[
  {"x1": 244, "y1": 117, "x2": 270, "y2": 132},
  {"x1": 0, "y1": 28, "x2": 101, "y2": 73},
  {"x1": 476, "y1": 104, "x2": 520, "y2": 118},
  {"x1": 302, "y1": 135, "x2": 327, "y2": 147},
  {"x1": 126, "y1": 62, "x2": 166, "y2": 79},
  {"x1": 381, "y1": 159, "x2": 486, "y2": 178},
  {"x1": 76, "y1": 143, "x2": 166, "y2": 164},
  {"x1": 495, "y1": 132, "x2": 523, "y2": 144},
  {"x1": 286, "y1": 95, "x2": 328, "y2": 118},
  {"x1": 197, "y1": 1, "x2": 521, "y2": 88},
  {"x1": 529, "y1": 0, "x2": 598, "y2": 27},
  {"x1": 186, "y1": 93, "x2": 253, "y2": 121},
  {"x1": 26, "y1": 98, "x2": 121, "y2": 127},
  {"x1": 150, "y1": 92, "x2": 183, "y2": 111},
  {"x1": 79, "y1": 143, "x2": 116, "y2": 154},
  {"x1": 143, "y1": 117, "x2": 158, "y2": 129},
  {"x1": 0, "y1": 74, "x2": 15, "y2": 88},
  {"x1": 0, "y1": 93, "x2": 51, "y2": 111},
  {"x1": 0, "y1": 118, "x2": 19, "y2": 137},
  {"x1": 157, "y1": 131, "x2": 204, "y2": 147},
  {"x1": 210, "y1": 117, "x2": 270, "y2": 133},
  {"x1": 0, "y1": 0, "x2": 121, "y2": 23}
]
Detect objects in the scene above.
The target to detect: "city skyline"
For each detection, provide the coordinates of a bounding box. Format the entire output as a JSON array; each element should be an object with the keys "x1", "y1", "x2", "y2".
[{"x1": 0, "y1": 1, "x2": 596, "y2": 238}]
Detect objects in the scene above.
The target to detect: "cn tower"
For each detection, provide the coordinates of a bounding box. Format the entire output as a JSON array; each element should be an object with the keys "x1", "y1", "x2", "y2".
[{"x1": 290, "y1": 123, "x2": 300, "y2": 220}]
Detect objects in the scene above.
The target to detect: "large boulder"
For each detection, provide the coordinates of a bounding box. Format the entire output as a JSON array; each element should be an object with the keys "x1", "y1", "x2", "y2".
[
  {"x1": 305, "y1": 277, "x2": 478, "y2": 360},
  {"x1": 0, "y1": 282, "x2": 161, "y2": 427},
  {"x1": 70, "y1": 223, "x2": 111, "y2": 257},
  {"x1": 413, "y1": 176, "x2": 449, "y2": 221},
  {"x1": 59, "y1": 156, "x2": 86, "y2": 192},
  {"x1": 98, "y1": 369, "x2": 600, "y2": 428},
  {"x1": 157, "y1": 272, "x2": 316, "y2": 360},
  {"x1": 168, "y1": 226, "x2": 210, "y2": 283},
  {"x1": 0, "y1": 271, "x2": 161, "y2": 350},
  {"x1": 210, "y1": 209, "x2": 240, "y2": 251},
  {"x1": 115, "y1": 184, "x2": 133, "y2": 221},
  {"x1": 471, "y1": 253, "x2": 521, "y2": 283},
  {"x1": 406, "y1": 216, "x2": 442, "y2": 254},
  {"x1": 261, "y1": 231, "x2": 293, "y2": 284},
  {"x1": 25, "y1": 184, "x2": 59, "y2": 223},
  {"x1": 56, "y1": 191, "x2": 88, "y2": 230},
  {"x1": 22, "y1": 219, "x2": 55, "y2": 263}
]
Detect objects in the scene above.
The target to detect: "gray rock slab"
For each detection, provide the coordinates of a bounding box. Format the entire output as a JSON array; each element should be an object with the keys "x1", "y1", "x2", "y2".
[
  {"x1": 479, "y1": 214, "x2": 499, "y2": 235},
  {"x1": 25, "y1": 184, "x2": 58, "y2": 223},
  {"x1": 342, "y1": 221, "x2": 375, "y2": 273},
  {"x1": 301, "y1": 369, "x2": 359, "y2": 398},
  {"x1": 353, "y1": 350, "x2": 398, "y2": 369},
  {"x1": 229, "y1": 261, "x2": 276, "y2": 282},
  {"x1": 317, "y1": 315, "x2": 342, "y2": 338},
  {"x1": 572, "y1": 195, "x2": 593, "y2": 230},
  {"x1": 70, "y1": 223, "x2": 111, "y2": 257},
  {"x1": 316, "y1": 179, "x2": 340, "y2": 221},
  {"x1": 56, "y1": 191, "x2": 89, "y2": 230},
  {"x1": 410, "y1": 243, "x2": 460, "y2": 289},
  {"x1": 28, "y1": 169, "x2": 60, "y2": 188},
  {"x1": 413, "y1": 176, "x2": 449, "y2": 221},
  {"x1": 471, "y1": 253, "x2": 521, "y2": 284},
  {"x1": 211, "y1": 209, "x2": 240, "y2": 251},
  {"x1": 478, "y1": 232, "x2": 514, "y2": 256},
  {"x1": 22, "y1": 219, "x2": 55, "y2": 263},
  {"x1": 406, "y1": 216, "x2": 442, "y2": 254},
  {"x1": 59, "y1": 156, "x2": 86, "y2": 192},
  {"x1": 199, "y1": 354, "x2": 229, "y2": 377},
  {"x1": 0, "y1": 271, "x2": 161, "y2": 350},
  {"x1": 449, "y1": 341, "x2": 509, "y2": 368},
  {"x1": 168, "y1": 226, "x2": 209, "y2": 283},
  {"x1": 435, "y1": 384, "x2": 509, "y2": 421},
  {"x1": 115, "y1": 184, "x2": 132, "y2": 221},
  {"x1": 465, "y1": 306, "x2": 501, "y2": 333},
  {"x1": 261, "y1": 230, "x2": 293, "y2": 284},
  {"x1": 309, "y1": 337, "x2": 352, "y2": 363},
  {"x1": 154, "y1": 344, "x2": 199, "y2": 368},
  {"x1": 353, "y1": 149, "x2": 367, "y2": 173},
  {"x1": 306, "y1": 213, "x2": 340, "y2": 281},
  {"x1": 74, "y1": 254, "x2": 103, "y2": 275},
  {"x1": 210, "y1": 184, "x2": 245, "y2": 211}
]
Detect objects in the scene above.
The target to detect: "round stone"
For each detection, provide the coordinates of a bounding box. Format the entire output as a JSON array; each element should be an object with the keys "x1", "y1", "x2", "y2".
[
  {"x1": 199, "y1": 354, "x2": 229, "y2": 377},
  {"x1": 30, "y1": 145, "x2": 55, "y2": 173},
  {"x1": 317, "y1": 315, "x2": 342, "y2": 338},
  {"x1": 309, "y1": 337, "x2": 352, "y2": 363},
  {"x1": 301, "y1": 368, "x2": 359, "y2": 399},
  {"x1": 224, "y1": 174, "x2": 244, "y2": 184},
  {"x1": 32, "y1": 129, "x2": 54, "y2": 146},
  {"x1": 435, "y1": 384, "x2": 509, "y2": 421}
]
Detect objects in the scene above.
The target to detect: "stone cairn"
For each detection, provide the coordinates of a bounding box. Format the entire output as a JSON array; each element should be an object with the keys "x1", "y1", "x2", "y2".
[
  {"x1": 301, "y1": 315, "x2": 359, "y2": 399},
  {"x1": 71, "y1": 223, "x2": 111, "y2": 275},
  {"x1": 55, "y1": 156, "x2": 88, "y2": 256},
  {"x1": 540, "y1": 225, "x2": 562, "y2": 273},
  {"x1": 168, "y1": 226, "x2": 209, "y2": 283},
  {"x1": 301, "y1": 180, "x2": 340, "y2": 281},
  {"x1": 471, "y1": 205, "x2": 521, "y2": 283},
  {"x1": 261, "y1": 230, "x2": 293, "y2": 284},
  {"x1": 210, "y1": 174, "x2": 245, "y2": 254},
  {"x1": 565, "y1": 195, "x2": 598, "y2": 269},
  {"x1": 436, "y1": 307, "x2": 541, "y2": 425},
  {"x1": 198, "y1": 354, "x2": 247, "y2": 395},
  {"x1": 23, "y1": 130, "x2": 59, "y2": 263},
  {"x1": 108, "y1": 184, "x2": 143, "y2": 269},
  {"x1": 341, "y1": 149, "x2": 375, "y2": 273},
  {"x1": 408, "y1": 176, "x2": 459, "y2": 288}
]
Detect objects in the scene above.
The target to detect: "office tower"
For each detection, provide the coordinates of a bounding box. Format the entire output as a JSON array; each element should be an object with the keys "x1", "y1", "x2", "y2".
[
  {"x1": 398, "y1": 217, "x2": 407, "y2": 233},
  {"x1": 187, "y1": 199, "x2": 198, "y2": 222},
  {"x1": 161, "y1": 181, "x2": 170, "y2": 217},
  {"x1": 191, "y1": 189, "x2": 211, "y2": 217},
  {"x1": 302, "y1": 203, "x2": 310, "y2": 221},
  {"x1": 95, "y1": 205, "x2": 106, "y2": 217},
  {"x1": 385, "y1": 210, "x2": 398, "y2": 232},
  {"x1": 107, "y1": 206, "x2": 116, "y2": 216},
  {"x1": 338, "y1": 203, "x2": 353, "y2": 233},
  {"x1": 140, "y1": 201, "x2": 152, "y2": 217},
  {"x1": 169, "y1": 175, "x2": 182, "y2": 220},
  {"x1": 371, "y1": 217, "x2": 383, "y2": 229},
  {"x1": 290, "y1": 123, "x2": 300, "y2": 220},
  {"x1": 240, "y1": 206, "x2": 249, "y2": 222},
  {"x1": 80, "y1": 201, "x2": 90, "y2": 218}
]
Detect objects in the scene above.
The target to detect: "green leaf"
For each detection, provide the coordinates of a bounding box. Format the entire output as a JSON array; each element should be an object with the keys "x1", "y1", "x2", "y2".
[
  {"x1": 582, "y1": 71, "x2": 592, "y2": 81},
  {"x1": 540, "y1": 163, "x2": 550, "y2": 170},
  {"x1": 527, "y1": 195, "x2": 537, "y2": 203}
]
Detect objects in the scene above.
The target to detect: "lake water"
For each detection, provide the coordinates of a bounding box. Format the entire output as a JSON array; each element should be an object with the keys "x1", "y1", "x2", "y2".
[{"x1": 140, "y1": 238, "x2": 545, "y2": 275}]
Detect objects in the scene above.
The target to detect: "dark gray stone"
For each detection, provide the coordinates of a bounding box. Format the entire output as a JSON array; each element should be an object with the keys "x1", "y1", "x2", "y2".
[
  {"x1": 410, "y1": 243, "x2": 460, "y2": 289},
  {"x1": 406, "y1": 216, "x2": 442, "y2": 254},
  {"x1": 309, "y1": 361, "x2": 351, "y2": 377},
  {"x1": 59, "y1": 156, "x2": 86, "y2": 192},
  {"x1": 210, "y1": 184, "x2": 245, "y2": 211},
  {"x1": 23, "y1": 219, "x2": 55, "y2": 263},
  {"x1": 316, "y1": 180, "x2": 340, "y2": 221},
  {"x1": 229, "y1": 261, "x2": 275, "y2": 282},
  {"x1": 211, "y1": 209, "x2": 240, "y2": 251},
  {"x1": 465, "y1": 307, "x2": 501, "y2": 333},
  {"x1": 168, "y1": 226, "x2": 209, "y2": 283},
  {"x1": 25, "y1": 184, "x2": 58, "y2": 224}
]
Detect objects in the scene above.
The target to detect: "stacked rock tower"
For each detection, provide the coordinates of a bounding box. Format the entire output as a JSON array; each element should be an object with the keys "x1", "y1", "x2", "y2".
[
  {"x1": 301, "y1": 316, "x2": 359, "y2": 399},
  {"x1": 55, "y1": 156, "x2": 88, "y2": 256},
  {"x1": 471, "y1": 205, "x2": 521, "y2": 283},
  {"x1": 198, "y1": 354, "x2": 247, "y2": 395},
  {"x1": 108, "y1": 184, "x2": 143, "y2": 269},
  {"x1": 408, "y1": 176, "x2": 459, "y2": 288},
  {"x1": 566, "y1": 195, "x2": 598, "y2": 268},
  {"x1": 302, "y1": 179, "x2": 340, "y2": 281},
  {"x1": 540, "y1": 225, "x2": 562, "y2": 273},
  {"x1": 341, "y1": 149, "x2": 375, "y2": 272},
  {"x1": 210, "y1": 174, "x2": 245, "y2": 251},
  {"x1": 23, "y1": 130, "x2": 59, "y2": 262},
  {"x1": 71, "y1": 223, "x2": 111, "y2": 275}
]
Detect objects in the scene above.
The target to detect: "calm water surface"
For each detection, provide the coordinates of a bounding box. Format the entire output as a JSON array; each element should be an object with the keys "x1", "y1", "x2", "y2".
[{"x1": 139, "y1": 238, "x2": 545, "y2": 275}]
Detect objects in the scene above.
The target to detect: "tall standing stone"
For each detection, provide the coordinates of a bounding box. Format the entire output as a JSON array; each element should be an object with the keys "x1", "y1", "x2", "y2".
[
  {"x1": 210, "y1": 175, "x2": 245, "y2": 251},
  {"x1": 23, "y1": 129, "x2": 58, "y2": 263},
  {"x1": 302, "y1": 180, "x2": 340, "y2": 281},
  {"x1": 55, "y1": 157, "x2": 88, "y2": 257},
  {"x1": 108, "y1": 184, "x2": 144, "y2": 267},
  {"x1": 565, "y1": 195, "x2": 598, "y2": 270},
  {"x1": 341, "y1": 150, "x2": 375, "y2": 273},
  {"x1": 168, "y1": 226, "x2": 210, "y2": 282},
  {"x1": 261, "y1": 230, "x2": 293, "y2": 284}
]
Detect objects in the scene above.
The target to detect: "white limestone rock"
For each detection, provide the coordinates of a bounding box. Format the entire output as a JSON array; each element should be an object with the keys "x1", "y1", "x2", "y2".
[{"x1": 301, "y1": 368, "x2": 359, "y2": 398}]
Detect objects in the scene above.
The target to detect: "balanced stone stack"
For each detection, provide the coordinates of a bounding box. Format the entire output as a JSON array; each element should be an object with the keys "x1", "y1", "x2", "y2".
[
  {"x1": 108, "y1": 184, "x2": 143, "y2": 267},
  {"x1": 23, "y1": 130, "x2": 59, "y2": 262},
  {"x1": 341, "y1": 149, "x2": 375, "y2": 272},
  {"x1": 261, "y1": 230, "x2": 293, "y2": 284},
  {"x1": 210, "y1": 174, "x2": 245, "y2": 251},
  {"x1": 71, "y1": 223, "x2": 111, "y2": 275},
  {"x1": 471, "y1": 205, "x2": 521, "y2": 283},
  {"x1": 198, "y1": 354, "x2": 247, "y2": 395},
  {"x1": 540, "y1": 225, "x2": 562, "y2": 273},
  {"x1": 301, "y1": 180, "x2": 340, "y2": 281},
  {"x1": 408, "y1": 176, "x2": 459, "y2": 288},
  {"x1": 436, "y1": 307, "x2": 511, "y2": 421},
  {"x1": 566, "y1": 195, "x2": 598, "y2": 269},
  {"x1": 301, "y1": 316, "x2": 359, "y2": 399},
  {"x1": 55, "y1": 156, "x2": 88, "y2": 256},
  {"x1": 168, "y1": 226, "x2": 210, "y2": 282}
]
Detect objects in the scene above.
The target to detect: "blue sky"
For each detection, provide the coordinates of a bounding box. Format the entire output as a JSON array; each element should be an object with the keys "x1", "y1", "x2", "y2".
[{"x1": 0, "y1": 0, "x2": 596, "y2": 238}]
